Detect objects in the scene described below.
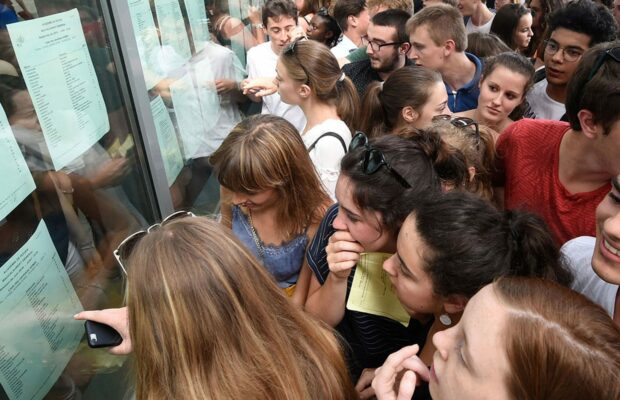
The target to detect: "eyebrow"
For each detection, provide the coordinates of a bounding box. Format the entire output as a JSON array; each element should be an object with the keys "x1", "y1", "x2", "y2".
[
  {"x1": 340, "y1": 204, "x2": 361, "y2": 219},
  {"x1": 397, "y1": 253, "x2": 414, "y2": 277}
]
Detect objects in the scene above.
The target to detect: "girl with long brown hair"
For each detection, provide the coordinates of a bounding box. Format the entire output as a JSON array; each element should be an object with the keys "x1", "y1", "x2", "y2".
[
  {"x1": 76, "y1": 217, "x2": 358, "y2": 400},
  {"x1": 210, "y1": 114, "x2": 331, "y2": 305}
]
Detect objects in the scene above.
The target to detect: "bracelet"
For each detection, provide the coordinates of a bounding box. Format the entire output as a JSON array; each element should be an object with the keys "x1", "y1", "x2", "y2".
[{"x1": 252, "y1": 23, "x2": 264, "y2": 29}]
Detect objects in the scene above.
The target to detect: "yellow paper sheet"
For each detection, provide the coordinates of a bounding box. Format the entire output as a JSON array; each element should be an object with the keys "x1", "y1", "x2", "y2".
[{"x1": 346, "y1": 252, "x2": 410, "y2": 327}]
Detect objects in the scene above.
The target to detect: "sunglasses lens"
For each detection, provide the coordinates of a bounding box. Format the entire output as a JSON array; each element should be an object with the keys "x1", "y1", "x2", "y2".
[
  {"x1": 115, "y1": 231, "x2": 147, "y2": 272},
  {"x1": 432, "y1": 114, "x2": 452, "y2": 122},
  {"x1": 350, "y1": 132, "x2": 368, "y2": 151},
  {"x1": 365, "y1": 149, "x2": 384, "y2": 174}
]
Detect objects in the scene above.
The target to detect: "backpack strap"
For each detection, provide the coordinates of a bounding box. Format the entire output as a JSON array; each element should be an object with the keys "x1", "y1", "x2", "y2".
[{"x1": 307, "y1": 132, "x2": 348, "y2": 154}]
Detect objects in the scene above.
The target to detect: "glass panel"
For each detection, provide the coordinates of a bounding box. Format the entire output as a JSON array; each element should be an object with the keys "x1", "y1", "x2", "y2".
[
  {"x1": 0, "y1": 1, "x2": 156, "y2": 399},
  {"x1": 127, "y1": 0, "x2": 262, "y2": 214}
]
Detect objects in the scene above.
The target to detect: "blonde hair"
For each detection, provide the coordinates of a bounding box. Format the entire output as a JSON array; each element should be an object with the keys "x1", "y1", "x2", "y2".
[
  {"x1": 367, "y1": 0, "x2": 412, "y2": 13},
  {"x1": 494, "y1": 277, "x2": 620, "y2": 400},
  {"x1": 406, "y1": 3, "x2": 467, "y2": 51},
  {"x1": 210, "y1": 115, "x2": 330, "y2": 240},
  {"x1": 127, "y1": 218, "x2": 358, "y2": 400},
  {"x1": 280, "y1": 40, "x2": 360, "y2": 131}
]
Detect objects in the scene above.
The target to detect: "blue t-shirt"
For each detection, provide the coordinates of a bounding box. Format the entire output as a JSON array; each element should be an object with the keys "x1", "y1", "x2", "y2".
[{"x1": 445, "y1": 52, "x2": 483, "y2": 112}]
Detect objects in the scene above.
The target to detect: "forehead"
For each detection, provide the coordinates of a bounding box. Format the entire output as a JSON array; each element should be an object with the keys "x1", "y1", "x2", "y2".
[
  {"x1": 484, "y1": 66, "x2": 528, "y2": 90},
  {"x1": 411, "y1": 24, "x2": 436, "y2": 44},
  {"x1": 549, "y1": 27, "x2": 591, "y2": 49},
  {"x1": 266, "y1": 15, "x2": 297, "y2": 29},
  {"x1": 335, "y1": 174, "x2": 362, "y2": 213},
  {"x1": 517, "y1": 13, "x2": 532, "y2": 26},
  {"x1": 368, "y1": 22, "x2": 398, "y2": 41}
]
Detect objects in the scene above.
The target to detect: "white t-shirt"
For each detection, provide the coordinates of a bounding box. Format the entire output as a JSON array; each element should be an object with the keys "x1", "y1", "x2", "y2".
[
  {"x1": 246, "y1": 42, "x2": 306, "y2": 133},
  {"x1": 465, "y1": 14, "x2": 495, "y2": 34},
  {"x1": 331, "y1": 35, "x2": 358, "y2": 59},
  {"x1": 561, "y1": 236, "x2": 618, "y2": 318},
  {"x1": 527, "y1": 79, "x2": 566, "y2": 120},
  {"x1": 302, "y1": 119, "x2": 352, "y2": 200}
]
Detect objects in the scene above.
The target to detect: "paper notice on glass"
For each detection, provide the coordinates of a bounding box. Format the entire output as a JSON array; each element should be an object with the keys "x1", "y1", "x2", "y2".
[
  {"x1": 185, "y1": 0, "x2": 210, "y2": 52},
  {"x1": 0, "y1": 106, "x2": 36, "y2": 221},
  {"x1": 128, "y1": 0, "x2": 164, "y2": 90},
  {"x1": 150, "y1": 96, "x2": 183, "y2": 186},
  {"x1": 7, "y1": 9, "x2": 109, "y2": 172},
  {"x1": 170, "y1": 73, "x2": 207, "y2": 160},
  {"x1": 346, "y1": 252, "x2": 410, "y2": 327},
  {"x1": 0, "y1": 221, "x2": 84, "y2": 400},
  {"x1": 154, "y1": 0, "x2": 192, "y2": 61}
]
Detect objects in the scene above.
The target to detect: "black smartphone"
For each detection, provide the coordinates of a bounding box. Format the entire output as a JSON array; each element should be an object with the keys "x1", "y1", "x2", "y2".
[{"x1": 84, "y1": 320, "x2": 123, "y2": 348}]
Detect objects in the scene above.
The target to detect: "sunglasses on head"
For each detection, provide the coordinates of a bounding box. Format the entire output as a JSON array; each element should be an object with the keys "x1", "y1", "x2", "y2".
[
  {"x1": 349, "y1": 132, "x2": 412, "y2": 188},
  {"x1": 113, "y1": 211, "x2": 196, "y2": 275},
  {"x1": 432, "y1": 115, "x2": 481, "y2": 150},
  {"x1": 283, "y1": 38, "x2": 311, "y2": 84},
  {"x1": 586, "y1": 46, "x2": 620, "y2": 83}
]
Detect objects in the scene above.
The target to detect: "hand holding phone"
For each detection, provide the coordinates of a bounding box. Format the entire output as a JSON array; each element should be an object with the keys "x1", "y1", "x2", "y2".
[{"x1": 85, "y1": 320, "x2": 123, "y2": 348}]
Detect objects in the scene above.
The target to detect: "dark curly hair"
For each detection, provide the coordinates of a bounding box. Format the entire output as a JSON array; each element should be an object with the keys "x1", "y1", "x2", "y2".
[{"x1": 547, "y1": 0, "x2": 617, "y2": 46}]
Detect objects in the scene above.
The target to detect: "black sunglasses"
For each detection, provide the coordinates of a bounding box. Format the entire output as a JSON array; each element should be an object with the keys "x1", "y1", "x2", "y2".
[
  {"x1": 432, "y1": 115, "x2": 481, "y2": 150},
  {"x1": 113, "y1": 211, "x2": 196, "y2": 275},
  {"x1": 283, "y1": 38, "x2": 311, "y2": 84},
  {"x1": 586, "y1": 46, "x2": 620, "y2": 83},
  {"x1": 349, "y1": 132, "x2": 412, "y2": 188}
]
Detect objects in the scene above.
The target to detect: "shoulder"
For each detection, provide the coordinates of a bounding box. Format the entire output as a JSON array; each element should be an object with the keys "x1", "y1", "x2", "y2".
[
  {"x1": 306, "y1": 204, "x2": 339, "y2": 283},
  {"x1": 247, "y1": 42, "x2": 272, "y2": 58},
  {"x1": 499, "y1": 119, "x2": 568, "y2": 143},
  {"x1": 561, "y1": 236, "x2": 596, "y2": 267},
  {"x1": 343, "y1": 59, "x2": 372, "y2": 77}
]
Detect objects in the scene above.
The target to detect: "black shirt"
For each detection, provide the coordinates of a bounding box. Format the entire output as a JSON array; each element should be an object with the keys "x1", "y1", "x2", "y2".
[{"x1": 342, "y1": 58, "x2": 414, "y2": 98}]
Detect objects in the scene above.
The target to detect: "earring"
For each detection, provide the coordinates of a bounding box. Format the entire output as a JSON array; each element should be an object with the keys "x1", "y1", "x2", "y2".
[{"x1": 439, "y1": 313, "x2": 452, "y2": 326}]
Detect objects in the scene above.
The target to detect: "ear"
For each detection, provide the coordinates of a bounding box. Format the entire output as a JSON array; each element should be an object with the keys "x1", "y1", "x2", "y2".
[
  {"x1": 348, "y1": 14, "x2": 357, "y2": 29},
  {"x1": 401, "y1": 105, "x2": 419, "y2": 123},
  {"x1": 467, "y1": 166, "x2": 476, "y2": 182},
  {"x1": 443, "y1": 39, "x2": 456, "y2": 57},
  {"x1": 325, "y1": 31, "x2": 334, "y2": 39},
  {"x1": 298, "y1": 83, "x2": 312, "y2": 98},
  {"x1": 399, "y1": 42, "x2": 411, "y2": 55},
  {"x1": 443, "y1": 294, "x2": 468, "y2": 314},
  {"x1": 577, "y1": 109, "x2": 602, "y2": 139}
]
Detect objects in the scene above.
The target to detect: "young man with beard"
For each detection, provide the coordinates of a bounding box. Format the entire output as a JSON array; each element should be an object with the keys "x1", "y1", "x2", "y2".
[
  {"x1": 342, "y1": 9, "x2": 412, "y2": 97},
  {"x1": 526, "y1": 0, "x2": 617, "y2": 120}
]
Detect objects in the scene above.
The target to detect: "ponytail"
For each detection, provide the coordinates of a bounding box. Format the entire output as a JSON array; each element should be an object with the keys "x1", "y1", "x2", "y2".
[
  {"x1": 410, "y1": 191, "x2": 573, "y2": 299},
  {"x1": 334, "y1": 75, "x2": 360, "y2": 132},
  {"x1": 359, "y1": 82, "x2": 388, "y2": 138}
]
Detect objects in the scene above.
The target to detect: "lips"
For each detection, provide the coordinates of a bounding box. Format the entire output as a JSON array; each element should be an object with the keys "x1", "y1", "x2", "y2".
[
  {"x1": 485, "y1": 106, "x2": 501, "y2": 116},
  {"x1": 603, "y1": 238, "x2": 620, "y2": 258},
  {"x1": 546, "y1": 67, "x2": 563, "y2": 78}
]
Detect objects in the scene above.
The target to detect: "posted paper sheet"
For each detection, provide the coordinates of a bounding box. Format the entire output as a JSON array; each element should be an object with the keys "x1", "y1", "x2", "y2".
[
  {"x1": 346, "y1": 252, "x2": 410, "y2": 327},
  {"x1": 150, "y1": 96, "x2": 183, "y2": 186},
  {"x1": 0, "y1": 106, "x2": 36, "y2": 221},
  {"x1": 0, "y1": 221, "x2": 84, "y2": 400},
  {"x1": 7, "y1": 9, "x2": 109, "y2": 171}
]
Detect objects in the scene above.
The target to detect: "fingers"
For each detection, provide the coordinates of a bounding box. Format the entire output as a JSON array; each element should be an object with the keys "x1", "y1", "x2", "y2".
[
  {"x1": 75, "y1": 307, "x2": 132, "y2": 355},
  {"x1": 396, "y1": 370, "x2": 417, "y2": 400},
  {"x1": 356, "y1": 368, "x2": 376, "y2": 400},
  {"x1": 326, "y1": 231, "x2": 364, "y2": 279}
]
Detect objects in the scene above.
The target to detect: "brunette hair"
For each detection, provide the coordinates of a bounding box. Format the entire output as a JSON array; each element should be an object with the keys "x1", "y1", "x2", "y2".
[
  {"x1": 360, "y1": 66, "x2": 443, "y2": 137},
  {"x1": 333, "y1": 0, "x2": 367, "y2": 32},
  {"x1": 298, "y1": 0, "x2": 319, "y2": 16},
  {"x1": 371, "y1": 9, "x2": 411, "y2": 43},
  {"x1": 565, "y1": 41, "x2": 620, "y2": 135},
  {"x1": 490, "y1": 4, "x2": 531, "y2": 51},
  {"x1": 494, "y1": 277, "x2": 620, "y2": 400},
  {"x1": 431, "y1": 120, "x2": 495, "y2": 201},
  {"x1": 340, "y1": 132, "x2": 467, "y2": 236},
  {"x1": 409, "y1": 191, "x2": 573, "y2": 299},
  {"x1": 210, "y1": 115, "x2": 330, "y2": 239},
  {"x1": 406, "y1": 4, "x2": 468, "y2": 52},
  {"x1": 127, "y1": 218, "x2": 357, "y2": 400},
  {"x1": 481, "y1": 52, "x2": 535, "y2": 119},
  {"x1": 262, "y1": 0, "x2": 299, "y2": 27},
  {"x1": 466, "y1": 32, "x2": 512, "y2": 59},
  {"x1": 280, "y1": 39, "x2": 359, "y2": 130},
  {"x1": 367, "y1": 0, "x2": 413, "y2": 13}
]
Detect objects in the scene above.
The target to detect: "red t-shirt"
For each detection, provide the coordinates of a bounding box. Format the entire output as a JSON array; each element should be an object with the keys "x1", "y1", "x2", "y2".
[{"x1": 496, "y1": 119, "x2": 610, "y2": 245}]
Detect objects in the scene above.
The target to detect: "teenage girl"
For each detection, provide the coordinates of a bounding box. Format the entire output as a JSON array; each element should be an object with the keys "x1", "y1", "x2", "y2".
[{"x1": 210, "y1": 114, "x2": 331, "y2": 306}]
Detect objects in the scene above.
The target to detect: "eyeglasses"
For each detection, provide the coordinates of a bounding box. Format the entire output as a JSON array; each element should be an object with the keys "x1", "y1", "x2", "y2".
[
  {"x1": 544, "y1": 40, "x2": 584, "y2": 63},
  {"x1": 362, "y1": 35, "x2": 406, "y2": 52},
  {"x1": 349, "y1": 131, "x2": 412, "y2": 188},
  {"x1": 586, "y1": 46, "x2": 620, "y2": 82},
  {"x1": 432, "y1": 115, "x2": 480, "y2": 150},
  {"x1": 113, "y1": 211, "x2": 196, "y2": 275},
  {"x1": 283, "y1": 38, "x2": 311, "y2": 84}
]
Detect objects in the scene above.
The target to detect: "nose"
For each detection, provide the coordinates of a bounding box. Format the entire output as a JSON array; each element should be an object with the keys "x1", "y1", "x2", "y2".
[
  {"x1": 431, "y1": 325, "x2": 456, "y2": 361},
  {"x1": 232, "y1": 192, "x2": 247, "y2": 205},
  {"x1": 528, "y1": 28, "x2": 533, "y2": 38},
  {"x1": 333, "y1": 210, "x2": 348, "y2": 231},
  {"x1": 383, "y1": 253, "x2": 398, "y2": 277},
  {"x1": 551, "y1": 48, "x2": 565, "y2": 63},
  {"x1": 490, "y1": 93, "x2": 502, "y2": 106}
]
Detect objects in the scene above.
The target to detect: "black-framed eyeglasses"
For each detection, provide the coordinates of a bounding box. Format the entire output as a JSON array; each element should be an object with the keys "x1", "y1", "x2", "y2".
[
  {"x1": 113, "y1": 211, "x2": 196, "y2": 275},
  {"x1": 283, "y1": 38, "x2": 311, "y2": 84},
  {"x1": 362, "y1": 35, "x2": 406, "y2": 52},
  {"x1": 543, "y1": 40, "x2": 584, "y2": 63},
  {"x1": 349, "y1": 131, "x2": 412, "y2": 188},
  {"x1": 586, "y1": 46, "x2": 620, "y2": 82},
  {"x1": 432, "y1": 115, "x2": 480, "y2": 150}
]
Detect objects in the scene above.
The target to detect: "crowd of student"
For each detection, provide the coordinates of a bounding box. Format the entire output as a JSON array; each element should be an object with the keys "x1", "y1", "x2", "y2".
[{"x1": 76, "y1": 0, "x2": 620, "y2": 398}]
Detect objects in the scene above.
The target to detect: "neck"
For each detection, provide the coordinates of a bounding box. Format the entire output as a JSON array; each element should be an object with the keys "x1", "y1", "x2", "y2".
[
  {"x1": 419, "y1": 311, "x2": 463, "y2": 365},
  {"x1": 377, "y1": 56, "x2": 406, "y2": 81},
  {"x1": 344, "y1": 30, "x2": 363, "y2": 47},
  {"x1": 441, "y1": 52, "x2": 475, "y2": 91},
  {"x1": 558, "y1": 130, "x2": 614, "y2": 193},
  {"x1": 474, "y1": 108, "x2": 509, "y2": 132},
  {"x1": 300, "y1": 98, "x2": 340, "y2": 133},
  {"x1": 545, "y1": 80, "x2": 567, "y2": 103},
  {"x1": 471, "y1": 4, "x2": 493, "y2": 26}
]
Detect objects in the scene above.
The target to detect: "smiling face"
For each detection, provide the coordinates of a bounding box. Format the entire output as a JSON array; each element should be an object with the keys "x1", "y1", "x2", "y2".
[
  {"x1": 543, "y1": 28, "x2": 590, "y2": 87},
  {"x1": 477, "y1": 65, "x2": 528, "y2": 126},
  {"x1": 383, "y1": 214, "x2": 439, "y2": 320},
  {"x1": 333, "y1": 174, "x2": 395, "y2": 252},
  {"x1": 429, "y1": 285, "x2": 511, "y2": 400},
  {"x1": 409, "y1": 24, "x2": 446, "y2": 71},
  {"x1": 592, "y1": 175, "x2": 620, "y2": 285},
  {"x1": 366, "y1": 23, "x2": 403, "y2": 74},
  {"x1": 231, "y1": 188, "x2": 280, "y2": 212},
  {"x1": 513, "y1": 13, "x2": 533, "y2": 52}
]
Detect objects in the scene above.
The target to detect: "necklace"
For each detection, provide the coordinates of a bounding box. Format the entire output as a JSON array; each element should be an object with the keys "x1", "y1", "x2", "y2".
[{"x1": 246, "y1": 209, "x2": 265, "y2": 261}]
